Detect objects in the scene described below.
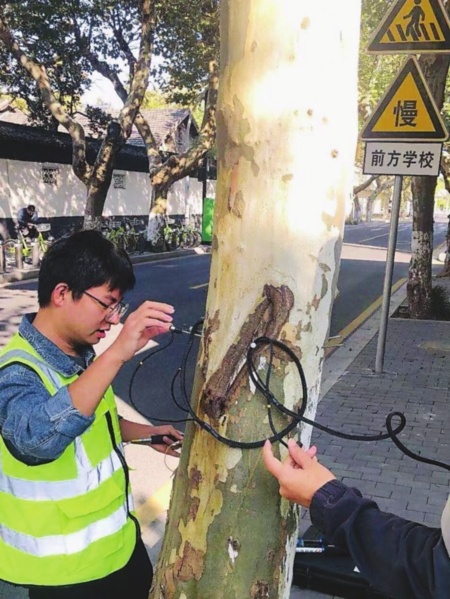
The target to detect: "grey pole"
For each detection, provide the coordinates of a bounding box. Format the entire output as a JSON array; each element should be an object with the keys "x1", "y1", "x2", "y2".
[
  {"x1": 15, "y1": 241, "x2": 23, "y2": 270},
  {"x1": 31, "y1": 240, "x2": 40, "y2": 267},
  {"x1": 375, "y1": 175, "x2": 403, "y2": 374}
]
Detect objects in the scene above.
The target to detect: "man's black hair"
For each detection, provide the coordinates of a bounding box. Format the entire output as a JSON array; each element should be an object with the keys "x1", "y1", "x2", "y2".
[
  {"x1": 38, "y1": 230, "x2": 136, "y2": 307},
  {"x1": 27, "y1": 205, "x2": 36, "y2": 212}
]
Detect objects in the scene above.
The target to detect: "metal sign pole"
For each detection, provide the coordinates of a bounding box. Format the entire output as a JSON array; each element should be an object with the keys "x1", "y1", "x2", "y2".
[{"x1": 375, "y1": 175, "x2": 403, "y2": 374}]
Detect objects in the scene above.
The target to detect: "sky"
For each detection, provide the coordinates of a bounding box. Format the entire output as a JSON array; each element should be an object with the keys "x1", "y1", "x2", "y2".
[{"x1": 81, "y1": 74, "x2": 123, "y2": 110}]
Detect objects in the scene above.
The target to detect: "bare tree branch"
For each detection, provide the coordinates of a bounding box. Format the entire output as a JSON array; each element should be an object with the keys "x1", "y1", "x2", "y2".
[
  {"x1": 353, "y1": 174, "x2": 378, "y2": 196},
  {"x1": 117, "y1": 0, "x2": 156, "y2": 141},
  {"x1": 149, "y1": 58, "x2": 219, "y2": 192}
]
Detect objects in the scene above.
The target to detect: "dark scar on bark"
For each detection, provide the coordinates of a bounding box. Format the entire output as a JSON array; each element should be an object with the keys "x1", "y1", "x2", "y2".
[{"x1": 201, "y1": 285, "x2": 294, "y2": 420}]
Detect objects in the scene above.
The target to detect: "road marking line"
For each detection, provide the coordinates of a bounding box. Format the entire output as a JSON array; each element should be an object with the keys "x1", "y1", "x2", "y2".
[
  {"x1": 191, "y1": 282, "x2": 208, "y2": 289},
  {"x1": 324, "y1": 277, "x2": 407, "y2": 355},
  {"x1": 357, "y1": 233, "x2": 390, "y2": 243}
]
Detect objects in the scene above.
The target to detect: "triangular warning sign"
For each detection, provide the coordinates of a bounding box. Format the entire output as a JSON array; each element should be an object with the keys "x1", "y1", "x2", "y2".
[
  {"x1": 367, "y1": 0, "x2": 450, "y2": 54},
  {"x1": 360, "y1": 57, "x2": 448, "y2": 141}
]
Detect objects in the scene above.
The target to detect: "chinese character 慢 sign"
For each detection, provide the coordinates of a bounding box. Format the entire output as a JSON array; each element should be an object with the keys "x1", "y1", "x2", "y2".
[
  {"x1": 360, "y1": 57, "x2": 448, "y2": 141},
  {"x1": 363, "y1": 141, "x2": 442, "y2": 176}
]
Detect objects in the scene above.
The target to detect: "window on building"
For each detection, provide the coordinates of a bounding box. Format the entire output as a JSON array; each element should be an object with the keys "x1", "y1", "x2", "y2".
[
  {"x1": 41, "y1": 165, "x2": 59, "y2": 185},
  {"x1": 113, "y1": 173, "x2": 126, "y2": 189}
]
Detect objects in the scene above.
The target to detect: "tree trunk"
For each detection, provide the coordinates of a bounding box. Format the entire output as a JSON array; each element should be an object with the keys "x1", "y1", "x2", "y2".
[
  {"x1": 407, "y1": 176, "x2": 435, "y2": 318},
  {"x1": 353, "y1": 196, "x2": 362, "y2": 223},
  {"x1": 147, "y1": 187, "x2": 169, "y2": 245},
  {"x1": 83, "y1": 182, "x2": 111, "y2": 230},
  {"x1": 83, "y1": 137, "x2": 120, "y2": 229},
  {"x1": 151, "y1": 2, "x2": 361, "y2": 597},
  {"x1": 366, "y1": 197, "x2": 374, "y2": 222},
  {"x1": 407, "y1": 50, "x2": 450, "y2": 318}
]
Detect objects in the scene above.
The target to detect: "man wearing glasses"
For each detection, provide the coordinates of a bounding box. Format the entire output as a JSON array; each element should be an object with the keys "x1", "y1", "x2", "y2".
[{"x1": 0, "y1": 230, "x2": 183, "y2": 599}]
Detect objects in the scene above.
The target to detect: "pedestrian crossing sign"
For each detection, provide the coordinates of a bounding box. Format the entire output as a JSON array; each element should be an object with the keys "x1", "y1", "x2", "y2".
[
  {"x1": 360, "y1": 57, "x2": 448, "y2": 141},
  {"x1": 367, "y1": 0, "x2": 450, "y2": 54}
]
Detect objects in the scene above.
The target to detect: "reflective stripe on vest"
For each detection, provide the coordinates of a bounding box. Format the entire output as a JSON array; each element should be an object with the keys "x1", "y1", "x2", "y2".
[
  {"x1": 0, "y1": 348, "x2": 127, "y2": 501},
  {"x1": 0, "y1": 438, "x2": 124, "y2": 500},
  {"x1": 0, "y1": 494, "x2": 133, "y2": 557},
  {"x1": 0, "y1": 342, "x2": 136, "y2": 585},
  {"x1": 0, "y1": 349, "x2": 63, "y2": 391}
]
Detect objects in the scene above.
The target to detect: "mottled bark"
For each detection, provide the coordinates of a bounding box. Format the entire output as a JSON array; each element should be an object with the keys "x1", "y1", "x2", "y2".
[
  {"x1": 151, "y1": 1, "x2": 361, "y2": 597},
  {"x1": 352, "y1": 196, "x2": 362, "y2": 223},
  {"x1": 147, "y1": 190, "x2": 168, "y2": 246},
  {"x1": 407, "y1": 49, "x2": 450, "y2": 318},
  {"x1": 407, "y1": 177, "x2": 435, "y2": 318}
]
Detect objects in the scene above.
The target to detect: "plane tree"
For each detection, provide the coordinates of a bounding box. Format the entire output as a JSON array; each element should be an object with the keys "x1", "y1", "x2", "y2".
[
  {"x1": 150, "y1": 1, "x2": 362, "y2": 596},
  {"x1": 407, "y1": 50, "x2": 450, "y2": 318},
  {"x1": 86, "y1": 0, "x2": 219, "y2": 241},
  {"x1": 0, "y1": 0, "x2": 217, "y2": 231}
]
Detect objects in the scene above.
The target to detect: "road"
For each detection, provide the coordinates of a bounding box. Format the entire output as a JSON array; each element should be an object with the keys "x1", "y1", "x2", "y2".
[
  {"x1": 6, "y1": 219, "x2": 448, "y2": 428},
  {"x1": 329, "y1": 219, "x2": 447, "y2": 335}
]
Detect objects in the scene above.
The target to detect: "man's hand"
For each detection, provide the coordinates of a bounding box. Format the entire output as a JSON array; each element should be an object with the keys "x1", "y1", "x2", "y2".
[
  {"x1": 121, "y1": 420, "x2": 184, "y2": 458},
  {"x1": 263, "y1": 438, "x2": 335, "y2": 508},
  {"x1": 146, "y1": 425, "x2": 184, "y2": 458},
  {"x1": 110, "y1": 300, "x2": 174, "y2": 362}
]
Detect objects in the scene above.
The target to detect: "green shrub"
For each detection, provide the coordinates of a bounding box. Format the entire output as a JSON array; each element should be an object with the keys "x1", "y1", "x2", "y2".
[{"x1": 430, "y1": 284, "x2": 450, "y2": 320}]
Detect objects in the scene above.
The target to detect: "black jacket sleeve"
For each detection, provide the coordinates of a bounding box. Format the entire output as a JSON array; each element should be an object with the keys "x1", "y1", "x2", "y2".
[{"x1": 309, "y1": 480, "x2": 449, "y2": 599}]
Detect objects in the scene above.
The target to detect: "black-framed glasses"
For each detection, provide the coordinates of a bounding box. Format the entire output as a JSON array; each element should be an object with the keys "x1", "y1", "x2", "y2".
[{"x1": 83, "y1": 291, "x2": 129, "y2": 322}]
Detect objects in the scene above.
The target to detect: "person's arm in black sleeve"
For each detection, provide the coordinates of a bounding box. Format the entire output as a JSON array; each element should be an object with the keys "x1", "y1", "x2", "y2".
[
  {"x1": 263, "y1": 439, "x2": 449, "y2": 599},
  {"x1": 311, "y1": 480, "x2": 448, "y2": 599}
]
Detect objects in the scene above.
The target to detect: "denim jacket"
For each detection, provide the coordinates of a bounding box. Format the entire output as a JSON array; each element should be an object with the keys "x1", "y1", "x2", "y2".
[{"x1": 0, "y1": 314, "x2": 95, "y2": 465}]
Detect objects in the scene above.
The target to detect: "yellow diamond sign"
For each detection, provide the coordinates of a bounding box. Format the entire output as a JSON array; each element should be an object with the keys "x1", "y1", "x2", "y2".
[{"x1": 360, "y1": 57, "x2": 448, "y2": 141}]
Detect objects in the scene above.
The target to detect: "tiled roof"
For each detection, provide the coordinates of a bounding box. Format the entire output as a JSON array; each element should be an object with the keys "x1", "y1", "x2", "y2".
[
  {"x1": 0, "y1": 100, "x2": 30, "y2": 125},
  {"x1": 0, "y1": 121, "x2": 149, "y2": 172},
  {"x1": 57, "y1": 107, "x2": 199, "y2": 152},
  {"x1": 0, "y1": 103, "x2": 199, "y2": 153},
  {"x1": 129, "y1": 108, "x2": 197, "y2": 151}
]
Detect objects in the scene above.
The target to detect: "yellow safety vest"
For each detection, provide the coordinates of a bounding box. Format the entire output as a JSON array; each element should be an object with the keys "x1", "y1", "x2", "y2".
[{"x1": 0, "y1": 334, "x2": 137, "y2": 586}]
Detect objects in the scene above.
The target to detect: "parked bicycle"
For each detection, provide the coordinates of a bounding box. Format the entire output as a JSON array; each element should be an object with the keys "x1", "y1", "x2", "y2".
[
  {"x1": 101, "y1": 218, "x2": 146, "y2": 255},
  {"x1": 3, "y1": 223, "x2": 53, "y2": 268},
  {"x1": 122, "y1": 218, "x2": 147, "y2": 254},
  {"x1": 168, "y1": 220, "x2": 202, "y2": 250}
]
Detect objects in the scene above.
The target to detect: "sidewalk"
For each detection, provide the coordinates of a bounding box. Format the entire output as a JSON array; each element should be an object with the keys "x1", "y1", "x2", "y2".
[
  {"x1": 0, "y1": 262, "x2": 449, "y2": 598},
  {"x1": 291, "y1": 278, "x2": 450, "y2": 598}
]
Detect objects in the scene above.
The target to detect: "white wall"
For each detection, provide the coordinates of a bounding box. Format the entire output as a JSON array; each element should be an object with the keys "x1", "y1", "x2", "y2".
[
  {"x1": 168, "y1": 178, "x2": 216, "y2": 220},
  {"x1": 0, "y1": 158, "x2": 216, "y2": 220}
]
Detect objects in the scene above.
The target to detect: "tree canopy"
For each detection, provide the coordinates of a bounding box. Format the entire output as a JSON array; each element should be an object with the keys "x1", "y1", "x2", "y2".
[
  {"x1": 0, "y1": 0, "x2": 218, "y2": 123},
  {"x1": 0, "y1": 0, "x2": 218, "y2": 227}
]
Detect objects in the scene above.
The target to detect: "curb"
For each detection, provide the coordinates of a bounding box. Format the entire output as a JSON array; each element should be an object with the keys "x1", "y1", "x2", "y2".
[
  {"x1": 0, "y1": 246, "x2": 211, "y2": 286},
  {"x1": 433, "y1": 240, "x2": 447, "y2": 263}
]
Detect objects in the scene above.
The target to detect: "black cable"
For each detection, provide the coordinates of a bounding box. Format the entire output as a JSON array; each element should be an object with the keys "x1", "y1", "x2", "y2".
[
  {"x1": 246, "y1": 336, "x2": 450, "y2": 473},
  {"x1": 105, "y1": 411, "x2": 140, "y2": 542},
  {"x1": 128, "y1": 319, "x2": 450, "y2": 473},
  {"x1": 175, "y1": 319, "x2": 298, "y2": 448},
  {"x1": 128, "y1": 331, "x2": 193, "y2": 424}
]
